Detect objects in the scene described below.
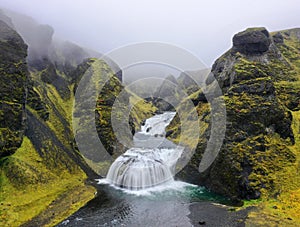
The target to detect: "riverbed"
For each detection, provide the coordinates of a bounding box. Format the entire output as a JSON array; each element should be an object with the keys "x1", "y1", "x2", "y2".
[{"x1": 57, "y1": 112, "x2": 250, "y2": 226}]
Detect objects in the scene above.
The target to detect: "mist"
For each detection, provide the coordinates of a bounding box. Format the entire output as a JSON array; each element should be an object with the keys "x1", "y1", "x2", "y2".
[{"x1": 0, "y1": 0, "x2": 299, "y2": 67}]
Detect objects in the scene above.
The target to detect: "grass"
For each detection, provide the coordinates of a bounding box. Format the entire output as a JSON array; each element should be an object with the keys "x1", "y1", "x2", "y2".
[
  {"x1": 0, "y1": 63, "x2": 99, "y2": 226},
  {"x1": 0, "y1": 137, "x2": 96, "y2": 227},
  {"x1": 244, "y1": 110, "x2": 300, "y2": 226},
  {"x1": 128, "y1": 89, "x2": 157, "y2": 131},
  {"x1": 242, "y1": 29, "x2": 300, "y2": 226}
]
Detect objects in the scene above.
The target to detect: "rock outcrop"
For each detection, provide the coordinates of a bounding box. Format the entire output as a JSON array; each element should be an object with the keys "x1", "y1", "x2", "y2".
[
  {"x1": 232, "y1": 27, "x2": 271, "y2": 55},
  {"x1": 177, "y1": 72, "x2": 199, "y2": 95},
  {"x1": 0, "y1": 15, "x2": 98, "y2": 226},
  {"x1": 152, "y1": 75, "x2": 179, "y2": 111},
  {"x1": 4, "y1": 10, "x2": 54, "y2": 64},
  {"x1": 168, "y1": 27, "x2": 300, "y2": 200},
  {"x1": 0, "y1": 11, "x2": 135, "y2": 226},
  {"x1": 0, "y1": 20, "x2": 28, "y2": 158}
]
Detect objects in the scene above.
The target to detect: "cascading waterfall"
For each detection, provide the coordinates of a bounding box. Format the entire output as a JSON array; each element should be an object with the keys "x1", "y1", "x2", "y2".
[{"x1": 106, "y1": 112, "x2": 183, "y2": 190}]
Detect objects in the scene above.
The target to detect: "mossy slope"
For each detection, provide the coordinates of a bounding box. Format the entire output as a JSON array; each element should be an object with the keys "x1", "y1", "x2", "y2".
[
  {"x1": 244, "y1": 28, "x2": 300, "y2": 226},
  {"x1": 168, "y1": 27, "x2": 300, "y2": 203},
  {"x1": 0, "y1": 16, "x2": 97, "y2": 226},
  {"x1": 73, "y1": 59, "x2": 156, "y2": 175},
  {"x1": 0, "y1": 11, "x2": 155, "y2": 226}
]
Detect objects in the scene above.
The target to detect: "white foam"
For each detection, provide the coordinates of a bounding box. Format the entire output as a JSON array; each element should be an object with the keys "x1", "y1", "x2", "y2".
[
  {"x1": 97, "y1": 179, "x2": 197, "y2": 196},
  {"x1": 105, "y1": 147, "x2": 183, "y2": 190},
  {"x1": 140, "y1": 112, "x2": 176, "y2": 136},
  {"x1": 104, "y1": 112, "x2": 183, "y2": 191}
]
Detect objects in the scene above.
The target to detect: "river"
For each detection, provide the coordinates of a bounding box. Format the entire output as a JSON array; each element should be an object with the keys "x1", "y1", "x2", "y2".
[{"x1": 57, "y1": 112, "x2": 249, "y2": 227}]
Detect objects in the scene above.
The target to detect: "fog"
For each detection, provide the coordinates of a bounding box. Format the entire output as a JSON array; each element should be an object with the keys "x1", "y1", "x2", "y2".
[{"x1": 0, "y1": 0, "x2": 299, "y2": 67}]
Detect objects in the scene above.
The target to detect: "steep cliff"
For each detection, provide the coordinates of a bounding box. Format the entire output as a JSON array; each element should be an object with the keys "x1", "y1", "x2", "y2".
[
  {"x1": 0, "y1": 20, "x2": 27, "y2": 158},
  {"x1": 0, "y1": 10, "x2": 156, "y2": 225},
  {"x1": 168, "y1": 27, "x2": 300, "y2": 202},
  {"x1": 151, "y1": 74, "x2": 179, "y2": 111},
  {"x1": 73, "y1": 58, "x2": 156, "y2": 175},
  {"x1": 0, "y1": 18, "x2": 96, "y2": 226}
]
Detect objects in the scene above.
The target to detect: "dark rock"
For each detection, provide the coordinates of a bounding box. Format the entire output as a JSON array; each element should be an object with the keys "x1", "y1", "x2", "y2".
[
  {"x1": 191, "y1": 91, "x2": 207, "y2": 105},
  {"x1": 198, "y1": 220, "x2": 206, "y2": 225},
  {"x1": 230, "y1": 197, "x2": 244, "y2": 207},
  {"x1": 165, "y1": 130, "x2": 173, "y2": 137},
  {"x1": 0, "y1": 20, "x2": 28, "y2": 157},
  {"x1": 232, "y1": 27, "x2": 271, "y2": 55},
  {"x1": 177, "y1": 71, "x2": 199, "y2": 95},
  {"x1": 173, "y1": 27, "x2": 297, "y2": 200},
  {"x1": 151, "y1": 97, "x2": 175, "y2": 112},
  {"x1": 272, "y1": 32, "x2": 284, "y2": 44},
  {"x1": 129, "y1": 117, "x2": 135, "y2": 136},
  {"x1": 153, "y1": 75, "x2": 180, "y2": 111},
  {"x1": 26, "y1": 80, "x2": 49, "y2": 121},
  {"x1": 228, "y1": 78, "x2": 275, "y2": 96},
  {"x1": 154, "y1": 75, "x2": 177, "y2": 99},
  {"x1": 40, "y1": 58, "x2": 70, "y2": 99}
]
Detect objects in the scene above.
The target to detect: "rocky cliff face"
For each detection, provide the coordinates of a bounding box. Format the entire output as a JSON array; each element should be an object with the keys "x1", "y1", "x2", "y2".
[
  {"x1": 4, "y1": 10, "x2": 54, "y2": 65},
  {"x1": 73, "y1": 58, "x2": 156, "y2": 175},
  {"x1": 0, "y1": 17, "x2": 97, "y2": 226},
  {"x1": 168, "y1": 27, "x2": 300, "y2": 200},
  {"x1": 177, "y1": 73, "x2": 199, "y2": 97},
  {"x1": 0, "y1": 10, "x2": 156, "y2": 225},
  {"x1": 151, "y1": 75, "x2": 179, "y2": 111},
  {"x1": 0, "y1": 12, "x2": 125, "y2": 226},
  {"x1": 0, "y1": 20, "x2": 28, "y2": 158}
]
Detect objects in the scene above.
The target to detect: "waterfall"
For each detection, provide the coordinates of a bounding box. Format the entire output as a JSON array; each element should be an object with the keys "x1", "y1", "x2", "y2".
[
  {"x1": 106, "y1": 112, "x2": 183, "y2": 190},
  {"x1": 140, "y1": 112, "x2": 176, "y2": 136}
]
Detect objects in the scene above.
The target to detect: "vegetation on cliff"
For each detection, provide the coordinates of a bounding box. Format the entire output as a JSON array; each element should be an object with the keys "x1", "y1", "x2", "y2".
[
  {"x1": 0, "y1": 16, "x2": 98, "y2": 226},
  {"x1": 167, "y1": 27, "x2": 300, "y2": 210},
  {"x1": 0, "y1": 20, "x2": 27, "y2": 158},
  {"x1": 0, "y1": 9, "x2": 157, "y2": 225},
  {"x1": 1, "y1": 7, "x2": 300, "y2": 226},
  {"x1": 244, "y1": 28, "x2": 300, "y2": 226}
]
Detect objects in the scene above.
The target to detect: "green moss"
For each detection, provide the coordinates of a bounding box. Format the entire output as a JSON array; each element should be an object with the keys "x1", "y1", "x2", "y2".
[
  {"x1": 234, "y1": 58, "x2": 269, "y2": 81},
  {"x1": 129, "y1": 91, "x2": 157, "y2": 131},
  {"x1": 83, "y1": 158, "x2": 111, "y2": 176},
  {"x1": 240, "y1": 29, "x2": 300, "y2": 224},
  {"x1": 0, "y1": 137, "x2": 95, "y2": 227},
  {"x1": 244, "y1": 110, "x2": 300, "y2": 226}
]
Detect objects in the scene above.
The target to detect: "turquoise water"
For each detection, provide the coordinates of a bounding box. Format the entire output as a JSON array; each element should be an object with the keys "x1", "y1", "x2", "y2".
[
  {"x1": 99, "y1": 179, "x2": 229, "y2": 204},
  {"x1": 57, "y1": 182, "x2": 230, "y2": 227},
  {"x1": 57, "y1": 113, "x2": 230, "y2": 226}
]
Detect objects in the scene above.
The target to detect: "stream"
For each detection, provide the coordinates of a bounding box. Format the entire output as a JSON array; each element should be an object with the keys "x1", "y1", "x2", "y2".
[{"x1": 58, "y1": 112, "x2": 248, "y2": 227}]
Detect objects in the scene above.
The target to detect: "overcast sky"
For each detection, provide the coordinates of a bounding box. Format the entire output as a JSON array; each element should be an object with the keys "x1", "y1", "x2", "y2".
[{"x1": 0, "y1": 0, "x2": 299, "y2": 66}]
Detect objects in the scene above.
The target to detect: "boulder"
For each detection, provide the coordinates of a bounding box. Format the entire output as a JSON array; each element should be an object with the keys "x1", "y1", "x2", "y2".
[
  {"x1": 232, "y1": 27, "x2": 271, "y2": 55},
  {"x1": 272, "y1": 32, "x2": 284, "y2": 44}
]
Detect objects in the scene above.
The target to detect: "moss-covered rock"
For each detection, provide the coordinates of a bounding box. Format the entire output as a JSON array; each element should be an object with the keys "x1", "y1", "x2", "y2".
[
  {"x1": 232, "y1": 27, "x2": 271, "y2": 55},
  {"x1": 0, "y1": 20, "x2": 28, "y2": 158},
  {"x1": 0, "y1": 13, "x2": 100, "y2": 225},
  {"x1": 74, "y1": 59, "x2": 156, "y2": 166},
  {"x1": 177, "y1": 72, "x2": 199, "y2": 95},
  {"x1": 0, "y1": 9, "x2": 155, "y2": 225},
  {"x1": 168, "y1": 27, "x2": 300, "y2": 200}
]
